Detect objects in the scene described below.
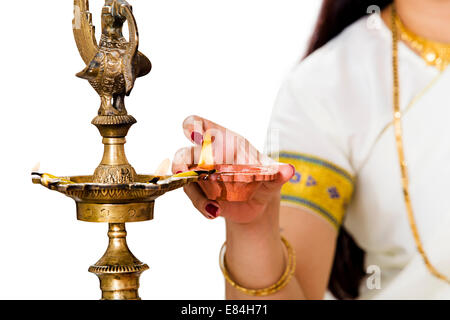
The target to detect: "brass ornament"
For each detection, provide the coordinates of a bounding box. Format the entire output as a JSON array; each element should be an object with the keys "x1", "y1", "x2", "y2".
[
  {"x1": 73, "y1": 0, "x2": 151, "y2": 117},
  {"x1": 33, "y1": 0, "x2": 208, "y2": 299}
]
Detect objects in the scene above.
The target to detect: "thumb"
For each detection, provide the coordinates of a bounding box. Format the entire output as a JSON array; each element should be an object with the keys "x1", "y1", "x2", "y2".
[
  {"x1": 262, "y1": 163, "x2": 295, "y2": 192},
  {"x1": 276, "y1": 163, "x2": 295, "y2": 184}
]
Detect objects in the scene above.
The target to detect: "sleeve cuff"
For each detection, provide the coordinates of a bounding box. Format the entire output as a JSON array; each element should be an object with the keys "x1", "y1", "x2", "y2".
[{"x1": 277, "y1": 151, "x2": 355, "y2": 230}]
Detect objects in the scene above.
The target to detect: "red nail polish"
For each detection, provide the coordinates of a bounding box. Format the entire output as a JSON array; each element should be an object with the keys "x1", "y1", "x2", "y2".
[
  {"x1": 205, "y1": 203, "x2": 219, "y2": 218},
  {"x1": 289, "y1": 164, "x2": 295, "y2": 174},
  {"x1": 191, "y1": 131, "x2": 203, "y2": 145},
  {"x1": 176, "y1": 171, "x2": 182, "y2": 174}
]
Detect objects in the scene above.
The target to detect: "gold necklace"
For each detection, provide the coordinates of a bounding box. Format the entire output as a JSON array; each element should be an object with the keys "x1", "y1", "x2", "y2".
[
  {"x1": 391, "y1": 6, "x2": 450, "y2": 284},
  {"x1": 395, "y1": 11, "x2": 450, "y2": 71}
]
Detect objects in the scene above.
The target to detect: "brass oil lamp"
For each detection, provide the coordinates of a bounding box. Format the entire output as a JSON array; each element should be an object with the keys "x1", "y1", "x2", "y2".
[
  {"x1": 32, "y1": 0, "x2": 278, "y2": 300},
  {"x1": 32, "y1": 0, "x2": 203, "y2": 300}
]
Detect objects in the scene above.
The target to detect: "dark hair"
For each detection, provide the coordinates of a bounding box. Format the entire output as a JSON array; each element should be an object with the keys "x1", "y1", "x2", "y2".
[{"x1": 304, "y1": 0, "x2": 393, "y2": 299}]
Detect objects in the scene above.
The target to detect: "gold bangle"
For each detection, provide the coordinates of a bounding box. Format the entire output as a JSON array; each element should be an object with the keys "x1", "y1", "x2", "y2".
[{"x1": 219, "y1": 236, "x2": 296, "y2": 297}]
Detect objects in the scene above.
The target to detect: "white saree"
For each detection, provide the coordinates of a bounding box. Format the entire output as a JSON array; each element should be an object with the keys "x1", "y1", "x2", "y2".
[{"x1": 268, "y1": 16, "x2": 450, "y2": 299}]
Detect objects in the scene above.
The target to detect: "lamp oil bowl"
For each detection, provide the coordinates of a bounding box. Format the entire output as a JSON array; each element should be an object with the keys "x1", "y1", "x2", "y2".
[
  {"x1": 32, "y1": 0, "x2": 203, "y2": 300},
  {"x1": 32, "y1": 174, "x2": 199, "y2": 223},
  {"x1": 192, "y1": 165, "x2": 278, "y2": 202}
]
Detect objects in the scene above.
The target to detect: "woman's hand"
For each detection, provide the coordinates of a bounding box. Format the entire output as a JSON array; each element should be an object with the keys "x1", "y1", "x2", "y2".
[
  {"x1": 173, "y1": 115, "x2": 335, "y2": 300},
  {"x1": 172, "y1": 115, "x2": 295, "y2": 224}
]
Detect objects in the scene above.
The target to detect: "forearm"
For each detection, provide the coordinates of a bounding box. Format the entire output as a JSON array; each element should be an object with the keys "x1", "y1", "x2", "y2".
[{"x1": 224, "y1": 196, "x2": 305, "y2": 299}]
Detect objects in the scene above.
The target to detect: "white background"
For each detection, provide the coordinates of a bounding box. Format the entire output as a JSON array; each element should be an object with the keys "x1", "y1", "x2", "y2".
[{"x1": 0, "y1": 1, "x2": 320, "y2": 299}]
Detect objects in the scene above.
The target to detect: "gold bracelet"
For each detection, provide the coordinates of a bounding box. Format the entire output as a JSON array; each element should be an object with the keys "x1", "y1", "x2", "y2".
[{"x1": 219, "y1": 236, "x2": 296, "y2": 297}]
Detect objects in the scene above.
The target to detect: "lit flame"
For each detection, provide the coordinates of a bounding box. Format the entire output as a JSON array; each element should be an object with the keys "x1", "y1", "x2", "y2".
[
  {"x1": 41, "y1": 173, "x2": 74, "y2": 187},
  {"x1": 198, "y1": 131, "x2": 215, "y2": 170}
]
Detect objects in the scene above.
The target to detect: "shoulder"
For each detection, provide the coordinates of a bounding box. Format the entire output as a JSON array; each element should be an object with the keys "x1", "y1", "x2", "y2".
[
  {"x1": 279, "y1": 16, "x2": 392, "y2": 132},
  {"x1": 288, "y1": 16, "x2": 390, "y2": 96}
]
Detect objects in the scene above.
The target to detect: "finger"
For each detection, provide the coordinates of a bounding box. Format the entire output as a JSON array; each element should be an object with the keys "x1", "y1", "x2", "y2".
[
  {"x1": 261, "y1": 163, "x2": 295, "y2": 192},
  {"x1": 172, "y1": 144, "x2": 225, "y2": 171},
  {"x1": 183, "y1": 184, "x2": 221, "y2": 219},
  {"x1": 182, "y1": 115, "x2": 232, "y2": 145},
  {"x1": 276, "y1": 163, "x2": 296, "y2": 184},
  {"x1": 182, "y1": 115, "x2": 262, "y2": 165},
  {"x1": 172, "y1": 146, "x2": 201, "y2": 173}
]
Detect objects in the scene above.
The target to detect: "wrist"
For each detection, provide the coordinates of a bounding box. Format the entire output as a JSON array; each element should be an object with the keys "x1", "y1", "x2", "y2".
[
  {"x1": 223, "y1": 195, "x2": 286, "y2": 289},
  {"x1": 225, "y1": 194, "x2": 281, "y2": 242}
]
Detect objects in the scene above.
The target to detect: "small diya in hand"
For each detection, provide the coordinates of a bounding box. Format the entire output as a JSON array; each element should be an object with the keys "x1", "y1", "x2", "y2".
[
  {"x1": 190, "y1": 131, "x2": 278, "y2": 201},
  {"x1": 191, "y1": 164, "x2": 278, "y2": 202}
]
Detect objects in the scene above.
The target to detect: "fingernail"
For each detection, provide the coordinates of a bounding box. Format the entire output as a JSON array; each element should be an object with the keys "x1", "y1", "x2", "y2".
[
  {"x1": 205, "y1": 203, "x2": 220, "y2": 218},
  {"x1": 289, "y1": 164, "x2": 295, "y2": 174},
  {"x1": 191, "y1": 131, "x2": 203, "y2": 145},
  {"x1": 176, "y1": 171, "x2": 182, "y2": 174}
]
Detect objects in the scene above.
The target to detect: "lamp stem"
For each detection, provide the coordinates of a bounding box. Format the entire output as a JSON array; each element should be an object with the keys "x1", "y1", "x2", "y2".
[{"x1": 89, "y1": 223, "x2": 149, "y2": 300}]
